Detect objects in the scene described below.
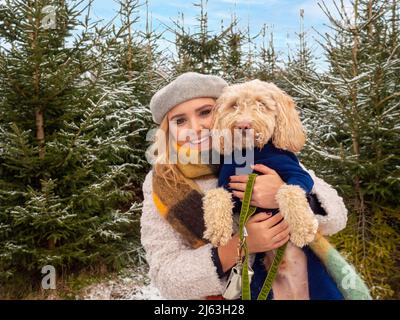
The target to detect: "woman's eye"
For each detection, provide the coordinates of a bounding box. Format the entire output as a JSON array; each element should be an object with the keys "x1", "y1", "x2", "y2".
[
  {"x1": 200, "y1": 109, "x2": 211, "y2": 116},
  {"x1": 176, "y1": 118, "x2": 186, "y2": 125}
]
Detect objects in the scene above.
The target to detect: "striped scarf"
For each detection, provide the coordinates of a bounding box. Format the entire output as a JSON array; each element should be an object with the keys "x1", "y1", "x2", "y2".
[
  {"x1": 152, "y1": 142, "x2": 220, "y2": 249},
  {"x1": 309, "y1": 233, "x2": 372, "y2": 299}
]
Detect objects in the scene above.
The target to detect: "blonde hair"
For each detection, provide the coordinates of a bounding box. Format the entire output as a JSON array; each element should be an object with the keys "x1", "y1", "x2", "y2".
[{"x1": 149, "y1": 115, "x2": 187, "y2": 188}]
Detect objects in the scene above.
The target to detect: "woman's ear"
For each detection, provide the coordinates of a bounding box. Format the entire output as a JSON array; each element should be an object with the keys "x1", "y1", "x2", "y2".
[{"x1": 272, "y1": 90, "x2": 306, "y2": 153}]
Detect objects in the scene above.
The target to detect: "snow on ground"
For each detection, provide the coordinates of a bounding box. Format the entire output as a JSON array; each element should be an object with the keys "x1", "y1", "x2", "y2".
[
  {"x1": 127, "y1": 281, "x2": 165, "y2": 300},
  {"x1": 80, "y1": 265, "x2": 165, "y2": 300}
]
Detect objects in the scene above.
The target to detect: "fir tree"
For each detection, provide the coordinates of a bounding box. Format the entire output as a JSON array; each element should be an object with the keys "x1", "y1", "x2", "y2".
[
  {"x1": 254, "y1": 24, "x2": 280, "y2": 82},
  {"x1": 286, "y1": 9, "x2": 317, "y2": 82},
  {"x1": 104, "y1": 0, "x2": 166, "y2": 193},
  {"x1": 168, "y1": 0, "x2": 233, "y2": 76},
  {"x1": 0, "y1": 0, "x2": 145, "y2": 296},
  {"x1": 218, "y1": 13, "x2": 246, "y2": 82},
  {"x1": 240, "y1": 22, "x2": 259, "y2": 81},
  {"x1": 288, "y1": 0, "x2": 400, "y2": 298}
]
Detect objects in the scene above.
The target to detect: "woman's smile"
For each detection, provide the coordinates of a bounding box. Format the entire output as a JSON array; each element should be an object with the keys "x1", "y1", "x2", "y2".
[{"x1": 188, "y1": 133, "x2": 211, "y2": 147}]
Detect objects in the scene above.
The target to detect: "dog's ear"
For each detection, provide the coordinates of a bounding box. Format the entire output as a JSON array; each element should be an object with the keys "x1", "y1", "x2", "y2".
[
  {"x1": 272, "y1": 88, "x2": 306, "y2": 153},
  {"x1": 210, "y1": 102, "x2": 227, "y2": 154},
  {"x1": 210, "y1": 102, "x2": 225, "y2": 141}
]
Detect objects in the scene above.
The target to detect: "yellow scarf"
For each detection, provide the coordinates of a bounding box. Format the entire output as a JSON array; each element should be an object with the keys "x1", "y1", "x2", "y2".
[{"x1": 151, "y1": 141, "x2": 220, "y2": 248}]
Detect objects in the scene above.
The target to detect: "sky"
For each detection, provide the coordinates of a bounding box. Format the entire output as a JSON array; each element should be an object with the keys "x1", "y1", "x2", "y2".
[
  {"x1": 90, "y1": 0, "x2": 351, "y2": 70},
  {"x1": 0, "y1": 0, "x2": 352, "y2": 70}
]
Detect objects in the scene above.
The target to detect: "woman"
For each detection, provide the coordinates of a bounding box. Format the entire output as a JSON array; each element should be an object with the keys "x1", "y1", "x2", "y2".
[{"x1": 140, "y1": 72, "x2": 348, "y2": 300}]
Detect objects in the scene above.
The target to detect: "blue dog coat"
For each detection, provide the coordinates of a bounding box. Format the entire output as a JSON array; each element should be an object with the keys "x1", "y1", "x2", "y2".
[{"x1": 217, "y1": 141, "x2": 343, "y2": 300}]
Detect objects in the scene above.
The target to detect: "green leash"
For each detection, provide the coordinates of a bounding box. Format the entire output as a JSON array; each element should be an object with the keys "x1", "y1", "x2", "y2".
[
  {"x1": 238, "y1": 173, "x2": 257, "y2": 300},
  {"x1": 239, "y1": 173, "x2": 287, "y2": 300},
  {"x1": 257, "y1": 242, "x2": 287, "y2": 300}
]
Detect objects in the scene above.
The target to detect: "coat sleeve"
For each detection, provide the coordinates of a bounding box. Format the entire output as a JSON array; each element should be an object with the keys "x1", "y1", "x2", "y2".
[
  {"x1": 258, "y1": 151, "x2": 314, "y2": 193},
  {"x1": 140, "y1": 170, "x2": 227, "y2": 300},
  {"x1": 301, "y1": 165, "x2": 348, "y2": 236}
]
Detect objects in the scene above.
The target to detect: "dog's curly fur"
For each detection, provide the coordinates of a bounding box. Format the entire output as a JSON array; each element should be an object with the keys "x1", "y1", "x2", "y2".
[
  {"x1": 202, "y1": 188, "x2": 234, "y2": 247},
  {"x1": 211, "y1": 79, "x2": 306, "y2": 154},
  {"x1": 203, "y1": 79, "x2": 317, "y2": 247},
  {"x1": 275, "y1": 184, "x2": 318, "y2": 247}
]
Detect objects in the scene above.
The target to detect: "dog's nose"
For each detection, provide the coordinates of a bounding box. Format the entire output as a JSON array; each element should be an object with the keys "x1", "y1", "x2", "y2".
[{"x1": 235, "y1": 121, "x2": 252, "y2": 129}]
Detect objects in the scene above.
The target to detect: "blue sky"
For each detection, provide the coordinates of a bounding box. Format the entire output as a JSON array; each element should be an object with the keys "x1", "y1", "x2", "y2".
[
  {"x1": 0, "y1": 0, "x2": 350, "y2": 70},
  {"x1": 90, "y1": 0, "x2": 347, "y2": 70}
]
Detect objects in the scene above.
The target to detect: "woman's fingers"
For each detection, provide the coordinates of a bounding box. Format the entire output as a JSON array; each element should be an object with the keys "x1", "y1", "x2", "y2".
[
  {"x1": 269, "y1": 219, "x2": 289, "y2": 238},
  {"x1": 228, "y1": 182, "x2": 246, "y2": 191},
  {"x1": 229, "y1": 166, "x2": 284, "y2": 209},
  {"x1": 271, "y1": 223, "x2": 290, "y2": 241},
  {"x1": 251, "y1": 164, "x2": 278, "y2": 176},
  {"x1": 271, "y1": 230, "x2": 289, "y2": 243},
  {"x1": 232, "y1": 190, "x2": 244, "y2": 199},
  {"x1": 248, "y1": 212, "x2": 272, "y2": 223},
  {"x1": 229, "y1": 175, "x2": 248, "y2": 183},
  {"x1": 263, "y1": 212, "x2": 284, "y2": 229},
  {"x1": 272, "y1": 235, "x2": 290, "y2": 249},
  {"x1": 232, "y1": 190, "x2": 257, "y2": 206}
]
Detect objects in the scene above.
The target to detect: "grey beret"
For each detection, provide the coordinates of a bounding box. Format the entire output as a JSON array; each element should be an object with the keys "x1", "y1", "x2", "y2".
[{"x1": 149, "y1": 72, "x2": 228, "y2": 124}]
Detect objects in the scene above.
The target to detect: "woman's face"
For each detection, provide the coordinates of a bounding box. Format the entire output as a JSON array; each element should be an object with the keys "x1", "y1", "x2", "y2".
[{"x1": 167, "y1": 97, "x2": 216, "y2": 151}]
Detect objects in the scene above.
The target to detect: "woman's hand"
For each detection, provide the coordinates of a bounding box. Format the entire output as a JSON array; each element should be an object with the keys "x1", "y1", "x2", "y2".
[
  {"x1": 244, "y1": 212, "x2": 290, "y2": 254},
  {"x1": 217, "y1": 212, "x2": 290, "y2": 272},
  {"x1": 228, "y1": 164, "x2": 285, "y2": 208}
]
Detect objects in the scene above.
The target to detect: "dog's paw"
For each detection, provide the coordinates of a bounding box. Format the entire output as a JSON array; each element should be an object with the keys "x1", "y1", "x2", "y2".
[
  {"x1": 276, "y1": 184, "x2": 319, "y2": 247},
  {"x1": 202, "y1": 188, "x2": 234, "y2": 247}
]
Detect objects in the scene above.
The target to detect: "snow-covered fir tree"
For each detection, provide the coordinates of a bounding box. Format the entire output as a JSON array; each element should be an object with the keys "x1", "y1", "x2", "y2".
[
  {"x1": 218, "y1": 13, "x2": 247, "y2": 82},
  {"x1": 169, "y1": 0, "x2": 233, "y2": 76},
  {"x1": 284, "y1": 9, "x2": 318, "y2": 100},
  {"x1": 103, "y1": 0, "x2": 166, "y2": 190},
  {"x1": 254, "y1": 24, "x2": 282, "y2": 83},
  {"x1": 288, "y1": 0, "x2": 400, "y2": 298},
  {"x1": 0, "y1": 0, "x2": 148, "y2": 295}
]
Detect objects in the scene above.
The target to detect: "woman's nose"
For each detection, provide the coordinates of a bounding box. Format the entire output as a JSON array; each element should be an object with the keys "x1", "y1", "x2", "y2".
[{"x1": 190, "y1": 119, "x2": 205, "y2": 133}]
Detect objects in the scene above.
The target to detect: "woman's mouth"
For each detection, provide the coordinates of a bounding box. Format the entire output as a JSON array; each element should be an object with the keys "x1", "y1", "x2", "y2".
[{"x1": 189, "y1": 135, "x2": 210, "y2": 145}]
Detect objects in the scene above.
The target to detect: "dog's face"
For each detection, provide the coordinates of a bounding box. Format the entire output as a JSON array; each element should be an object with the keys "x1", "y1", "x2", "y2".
[{"x1": 211, "y1": 79, "x2": 305, "y2": 154}]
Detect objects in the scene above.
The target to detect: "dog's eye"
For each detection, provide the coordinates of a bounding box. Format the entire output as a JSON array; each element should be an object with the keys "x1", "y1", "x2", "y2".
[{"x1": 257, "y1": 101, "x2": 267, "y2": 109}]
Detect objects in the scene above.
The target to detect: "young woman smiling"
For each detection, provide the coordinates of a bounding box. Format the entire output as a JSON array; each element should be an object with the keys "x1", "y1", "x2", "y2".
[{"x1": 140, "y1": 72, "x2": 347, "y2": 299}]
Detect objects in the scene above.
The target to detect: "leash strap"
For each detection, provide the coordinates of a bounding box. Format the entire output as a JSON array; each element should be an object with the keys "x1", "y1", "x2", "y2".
[
  {"x1": 257, "y1": 242, "x2": 287, "y2": 300},
  {"x1": 238, "y1": 173, "x2": 287, "y2": 300},
  {"x1": 239, "y1": 173, "x2": 257, "y2": 300}
]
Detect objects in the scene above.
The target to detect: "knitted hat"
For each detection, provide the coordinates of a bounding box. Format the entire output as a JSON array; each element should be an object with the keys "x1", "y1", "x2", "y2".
[{"x1": 149, "y1": 72, "x2": 228, "y2": 124}]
